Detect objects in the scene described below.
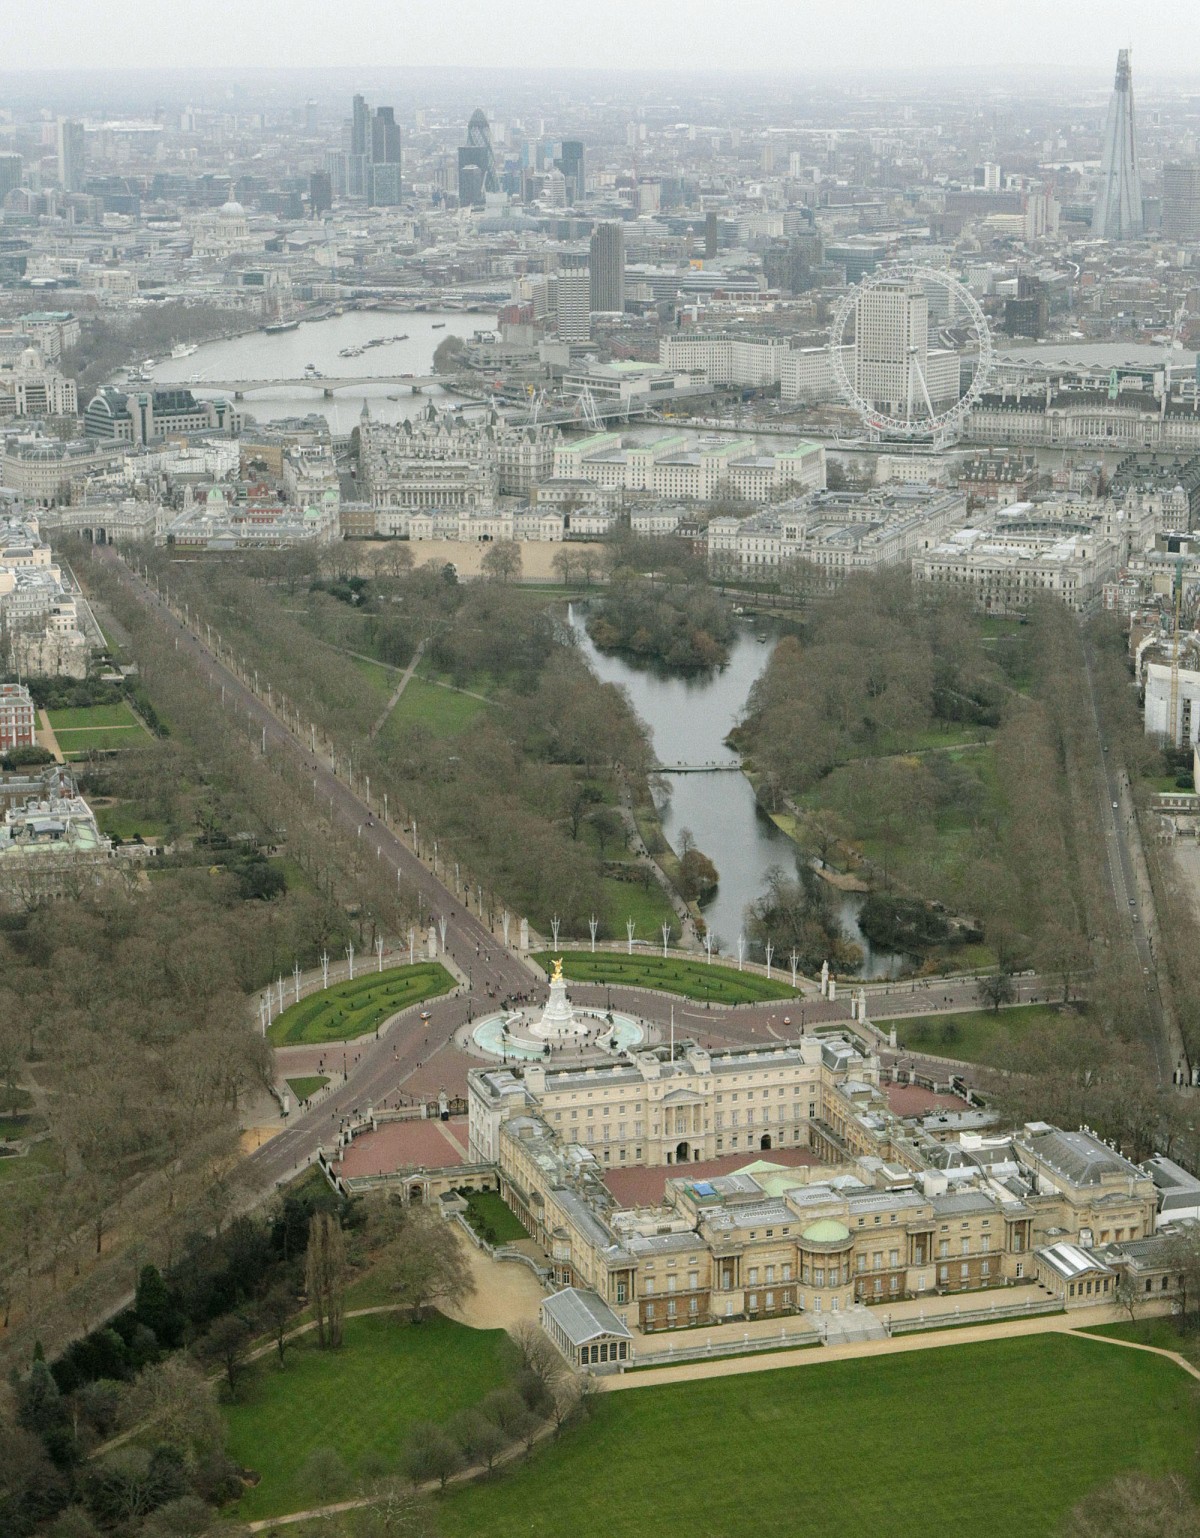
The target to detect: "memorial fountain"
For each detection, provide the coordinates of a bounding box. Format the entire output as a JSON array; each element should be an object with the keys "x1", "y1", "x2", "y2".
[{"x1": 470, "y1": 958, "x2": 646, "y2": 1061}]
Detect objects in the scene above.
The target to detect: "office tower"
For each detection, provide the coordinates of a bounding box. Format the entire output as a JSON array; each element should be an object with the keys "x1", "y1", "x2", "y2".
[
  {"x1": 349, "y1": 93, "x2": 371, "y2": 197},
  {"x1": 458, "y1": 164, "x2": 485, "y2": 208},
  {"x1": 557, "y1": 139, "x2": 584, "y2": 203},
  {"x1": 0, "y1": 153, "x2": 22, "y2": 203},
  {"x1": 853, "y1": 274, "x2": 928, "y2": 420},
  {"x1": 1163, "y1": 161, "x2": 1200, "y2": 241},
  {"x1": 304, "y1": 99, "x2": 319, "y2": 134},
  {"x1": 368, "y1": 106, "x2": 401, "y2": 205},
  {"x1": 325, "y1": 149, "x2": 348, "y2": 198},
  {"x1": 555, "y1": 251, "x2": 591, "y2": 342},
  {"x1": 1092, "y1": 49, "x2": 1144, "y2": 239},
  {"x1": 351, "y1": 94, "x2": 370, "y2": 157},
  {"x1": 1003, "y1": 275, "x2": 1049, "y2": 339},
  {"x1": 589, "y1": 221, "x2": 625, "y2": 312},
  {"x1": 56, "y1": 119, "x2": 85, "y2": 194},
  {"x1": 704, "y1": 211, "x2": 719, "y2": 259},
  {"x1": 309, "y1": 171, "x2": 333, "y2": 217},
  {"x1": 458, "y1": 110, "x2": 500, "y2": 202}
]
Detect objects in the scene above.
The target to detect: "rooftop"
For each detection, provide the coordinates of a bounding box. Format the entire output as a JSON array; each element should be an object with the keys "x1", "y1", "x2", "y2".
[{"x1": 541, "y1": 1286, "x2": 632, "y2": 1346}]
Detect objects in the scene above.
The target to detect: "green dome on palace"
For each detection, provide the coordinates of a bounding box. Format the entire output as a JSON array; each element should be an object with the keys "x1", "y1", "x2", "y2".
[{"x1": 801, "y1": 1218, "x2": 851, "y2": 1245}]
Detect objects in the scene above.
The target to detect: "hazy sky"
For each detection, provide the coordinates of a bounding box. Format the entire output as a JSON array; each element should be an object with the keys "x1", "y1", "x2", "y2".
[{"x1": 9, "y1": 0, "x2": 1200, "y2": 77}]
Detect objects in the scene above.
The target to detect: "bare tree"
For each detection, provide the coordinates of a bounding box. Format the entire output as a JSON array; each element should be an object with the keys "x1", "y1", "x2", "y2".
[
  {"x1": 1058, "y1": 1472, "x2": 1200, "y2": 1538},
  {"x1": 258, "y1": 1283, "x2": 298, "y2": 1367},
  {"x1": 399, "y1": 1423, "x2": 462, "y2": 1490},
  {"x1": 305, "y1": 1211, "x2": 348, "y2": 1348},
  {"x1": 197, "y1": 1312, "x2": 253, "y2": 1396},
  {"x1": 481, "y1": 540, "x2": 523, "y2": 585},
  {"x1": 377, "y1": 1207, "x2": 474, "y2": 1322}
]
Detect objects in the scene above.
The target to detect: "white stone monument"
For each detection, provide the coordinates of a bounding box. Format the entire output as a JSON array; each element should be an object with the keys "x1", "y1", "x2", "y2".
[
  {"x1": 820, "y1": 959, "x2": 829, "y2": 998},
  {"x1": 529, "y1": 958, "x2": 590, "y2": 1043}
]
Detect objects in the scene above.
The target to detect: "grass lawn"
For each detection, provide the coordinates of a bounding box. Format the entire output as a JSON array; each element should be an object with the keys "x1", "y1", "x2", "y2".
[
  {"x1": 55, "y1": 726, "x2": 149, "y2": 757},
  {"x1": 95, "y1": 803, "x2": 168, "y2": 841},
  {"x1": 383, "y1": 678, "x2": 488, "y2": 740},
  {"x1": 440, "y1": 1334, "x2": 1197, "y2": 1538},
  {"x1": 595, "y1": 873, "x2": 679, "y2": 940},
  {"x1": 461, "y1": 1188, "x2": 528, "y2": 1244},
  {"x1": 285, "y1": 1075, "x2": 329, "y2": 1102},
  {"x1": 0, "y1": 1138, "x2": 59, "y2": 1185},
  {"x1": 351, "y1": 654, "x2": 400, "y2": 702},
  {"x1": 267, "y1": 963, "x2": 455, "y2": 1046},
  {"x1": 223, "y1": 1313, "x2": 510, "y2": 1521},
  {"x1": 891, "y1": 1003, "x2": 1072, "y2": 1066},
  {"x1": 1081, "y1": 1316, "x2": 1200, "y2": 1369},
  {"x1": 46, "y1": 701, "x2": 142, "y2": 730},
  {"x1": 534, "y1": 950, "x2": 796, "y2": 1004}
]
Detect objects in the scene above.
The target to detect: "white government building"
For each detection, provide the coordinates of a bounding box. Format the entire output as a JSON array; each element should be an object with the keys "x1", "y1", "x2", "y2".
[
  {"x1": 707, "y1": 485, "x2": 966, "y2": 583},
  {"x1": 553, "y1": 432, "x2": 825, "y2": 503}
]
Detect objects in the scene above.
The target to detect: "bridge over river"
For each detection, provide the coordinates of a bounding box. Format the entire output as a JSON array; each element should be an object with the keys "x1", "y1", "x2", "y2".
[{"x1": 175, "y1": 373, "x2": 442, "y2": 398}]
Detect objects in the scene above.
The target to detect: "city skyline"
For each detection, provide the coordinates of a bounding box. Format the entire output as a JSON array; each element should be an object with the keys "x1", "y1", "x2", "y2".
[{"x1": 8, "y1": 1, "x2": 1200, "y2": 76}]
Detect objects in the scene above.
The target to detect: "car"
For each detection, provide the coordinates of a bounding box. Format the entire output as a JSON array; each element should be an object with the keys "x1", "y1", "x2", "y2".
[
  {"x1": 1129, "y1": 897, "x2": 1136, "y2": 905},
  {"x1": 1112, "y1": 801, "x2": 1119, "y2": 810},
  {"x1": 419, "y1": 1010, "x2": 432, "y2": 1022}
]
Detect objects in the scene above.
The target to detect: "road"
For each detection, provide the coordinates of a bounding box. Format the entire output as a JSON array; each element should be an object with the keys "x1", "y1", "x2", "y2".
[
  {"x1": 1081, "y1": 639, "x2": 1179, "y2": 1084},
  {"x1": 98, "y1": 548, "x2": 540, "y2": 1191}
]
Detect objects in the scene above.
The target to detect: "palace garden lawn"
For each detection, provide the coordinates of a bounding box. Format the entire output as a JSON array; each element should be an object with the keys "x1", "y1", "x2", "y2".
[
  {"x1": 266, "y1": 963, "x2": 455, "y2": 1046},
  {"x1": 438, "y1": 1333, "x2": 1197, "y2": 1538},
  {"x1": 533, "y1": 950, "x2": 796, "y2": 1005},
  {"x1": 223, "y1": 1314, "x2": 511, "y2": 1521},
  {"x1": 890, "y1": 1003, "x2": 1069, "y2": 1067}
]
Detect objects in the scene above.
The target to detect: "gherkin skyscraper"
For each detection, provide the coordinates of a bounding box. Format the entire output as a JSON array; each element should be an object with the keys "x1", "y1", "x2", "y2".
[{"x1": 1092, "y1": 49, "x2": 1144, "y2": 239}]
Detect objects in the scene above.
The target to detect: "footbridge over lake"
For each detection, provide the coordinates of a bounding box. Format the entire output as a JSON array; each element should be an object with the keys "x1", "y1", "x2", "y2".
[{"x1": 653, "y1": 759, "x2": 744, "y2": 774}]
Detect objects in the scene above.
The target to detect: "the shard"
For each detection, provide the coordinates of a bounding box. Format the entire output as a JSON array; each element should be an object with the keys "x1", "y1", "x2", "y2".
[{"x1": 1092, "y1": 49, "x2": 1144, "y2": 239}]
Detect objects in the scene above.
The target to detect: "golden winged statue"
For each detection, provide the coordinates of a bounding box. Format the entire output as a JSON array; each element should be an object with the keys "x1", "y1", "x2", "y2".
[{"x1": 551, "y1": 957, "x2": 564, "y2": 983}]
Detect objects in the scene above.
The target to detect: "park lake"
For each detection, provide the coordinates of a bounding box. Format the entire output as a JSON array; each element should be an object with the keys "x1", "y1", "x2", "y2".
[{"x1": 569, "y1": 607, "x2": 906, "y2": 978}]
